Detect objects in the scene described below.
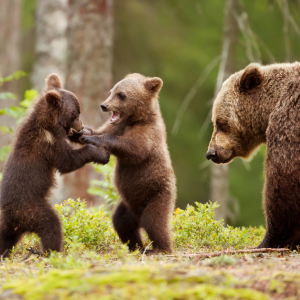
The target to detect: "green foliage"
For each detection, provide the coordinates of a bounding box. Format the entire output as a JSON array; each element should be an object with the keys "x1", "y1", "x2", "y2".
[
  {"x1": 88, "y1": 157, "x2": 118, "y2": 210},
  {"x1": 0, "y1": 72, "x2": 37, "y2": 166},
  {"x1": 172, "y1": 202, "x2": 265, "y2": 251},
  {"x1": 0, "y1": 70, "x2": 26, "y2": 84},
  {"x1": 0, "y1": 92, "x2": 17, "y2": 100},
  {"x1": 55, "y1": 199, "x2": 118, "y2": 252}
]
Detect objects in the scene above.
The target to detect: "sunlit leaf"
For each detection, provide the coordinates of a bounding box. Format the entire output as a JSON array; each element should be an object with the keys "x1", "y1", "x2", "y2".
[
  {"x1": 0, "y1": 145, "x2": 11, "y2": 161},
  {"x1": 0, "y1": 92, "x2": 17, "y2": 100}
]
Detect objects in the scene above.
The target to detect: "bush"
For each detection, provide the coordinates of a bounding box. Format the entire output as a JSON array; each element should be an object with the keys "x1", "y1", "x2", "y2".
[
  {"x1": 172, "y1": 202, "x2": 265, "y2": 251},
  {"x1": 48, "y1": 199, "x2": 265, "y2": 253},
  {"x1": 55, "y1": 199, "x2": 119, "y2": 252}
]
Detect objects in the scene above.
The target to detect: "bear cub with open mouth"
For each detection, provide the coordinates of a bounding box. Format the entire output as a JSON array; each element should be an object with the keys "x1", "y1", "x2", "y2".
[
  {"x1": 79, "y1": 73, "x2": 176, "y2": 254},
  {"x1": 0, "y1": 74, "x2": 109, "y2": 258}
]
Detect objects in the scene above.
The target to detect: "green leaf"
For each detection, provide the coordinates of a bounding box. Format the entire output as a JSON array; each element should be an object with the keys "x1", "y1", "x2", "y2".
[
  {"x1": 0, "y1": 106, "x2": 25, "y2": 119},
  {"x1": 0, "y1": 92, "x2": 17, "y2": 100},
  {"x1": 0, "y1": 126, "x2": 13, "y2": 134},
  {"x1": 0, "y1": 145, "x2": 11, "y2": 161},
  {"x1": 24, "y1": 89, "x2": 38, "y2": 102},
  {"x1": 0, "y1": 70, "x2": 27, "y2": 83}
]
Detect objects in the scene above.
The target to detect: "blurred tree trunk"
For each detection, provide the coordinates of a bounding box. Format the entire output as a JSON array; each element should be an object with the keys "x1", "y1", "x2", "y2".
[
  {"x1": 31, "y1": 0, "x2": 68, "y2": 91},
  {"x1": 31, "y1": 0, "x2": 68, "y2": 204},
  {"x1": 0, "y1": 0, "x2": 21, "y2": 88},
  {"x1": 64, "y1": 0, "x2": 114, "y2": 206},
  {"x1": 210, "y1": 0, "x2": 241, "y2": 222},
  {"x1": 0, "y1": 0, "x2": 21, "y2": 170}
]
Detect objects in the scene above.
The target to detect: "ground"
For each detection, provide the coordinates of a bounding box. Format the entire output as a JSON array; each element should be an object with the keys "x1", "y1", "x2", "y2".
[{"x1": 0, "y1": 199, "x2": 299, "y2": 300}]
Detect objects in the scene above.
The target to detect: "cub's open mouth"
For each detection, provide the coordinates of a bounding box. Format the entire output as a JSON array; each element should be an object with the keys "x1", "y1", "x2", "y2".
[{"x1": 110, "y1": 111, "x2": 120, "y2": 124}]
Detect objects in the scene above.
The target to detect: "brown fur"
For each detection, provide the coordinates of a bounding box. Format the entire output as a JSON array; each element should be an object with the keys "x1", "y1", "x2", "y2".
[
  {"x1": 78, "y1": 73, "x2": 177, "y2": 253},
  {"x1": 206, "y1": 62, "x2": 300, "y2": 249},
  {"x1": 0, "y1": 74, "x2": 109, "y2": 258}
]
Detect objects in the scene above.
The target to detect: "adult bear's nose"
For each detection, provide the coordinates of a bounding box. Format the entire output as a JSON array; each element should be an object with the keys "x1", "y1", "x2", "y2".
[
  {"x1": 206, "y1": 150, "x2": 217, "y2": 160},
  {"x1": 100, "y1": 104, "x2": 108, "y2": 111}
]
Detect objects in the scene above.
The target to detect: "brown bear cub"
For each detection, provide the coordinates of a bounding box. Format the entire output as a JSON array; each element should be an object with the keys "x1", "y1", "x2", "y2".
[
  {"x1": 79, "y1": 74, "x2": 176, "y2": 253},
  {"x1": 0, "y1": 74, "x2": 109, "y2": 258},
  {"x1": 206, "y1": 62, "x2": 300, "y2": 249}
]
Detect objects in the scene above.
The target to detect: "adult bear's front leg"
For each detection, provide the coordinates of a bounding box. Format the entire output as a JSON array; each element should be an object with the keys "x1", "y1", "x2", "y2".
[{"x1": 257, "y1": 218, "x2": 290, "y2": 249}]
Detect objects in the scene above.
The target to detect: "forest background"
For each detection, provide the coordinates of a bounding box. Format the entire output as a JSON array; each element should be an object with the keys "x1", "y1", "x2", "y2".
[{"x1": 1, "y1": 0, "x2": 300, "y2": 227}]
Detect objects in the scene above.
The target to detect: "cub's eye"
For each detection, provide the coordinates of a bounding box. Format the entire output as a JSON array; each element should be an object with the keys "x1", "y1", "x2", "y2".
[
  {"x1": 117, "y1": 92, "x2": 126, "y2": 100},
  {"x1": 217, "y1": 122, "x2": 229, "y2": 133},
  {"x1": 72, "y1": 113, "x2": 78, "y2": 120}
]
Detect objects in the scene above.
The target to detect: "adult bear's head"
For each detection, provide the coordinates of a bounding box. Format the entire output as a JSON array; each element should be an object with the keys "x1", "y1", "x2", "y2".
[{"x1": 206, "y1": 63, "x2": 266, "y2": 164}]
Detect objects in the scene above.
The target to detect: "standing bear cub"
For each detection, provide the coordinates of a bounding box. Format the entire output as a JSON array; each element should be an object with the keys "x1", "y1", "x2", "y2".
[
  {"x1": 206, "y1": 62, "x2": 300, "y2": 249},
  {"x1": 79, "y1": 73, "x2": 176, "y2": 253},
  {"x1": 0, "y1": 74, "x2": 109, "y2": 258}
]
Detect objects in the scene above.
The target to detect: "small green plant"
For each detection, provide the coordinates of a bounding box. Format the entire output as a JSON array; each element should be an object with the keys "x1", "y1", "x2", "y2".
[
  {"x1": 0, "y1": 71, "x2": 37, "y2": 165},
  {"x1": 55, "y1": 199, "x2": 119, "y2": 252},
  {"x1": 172, "y1": 202, "x2": 265, "y2": 251}
]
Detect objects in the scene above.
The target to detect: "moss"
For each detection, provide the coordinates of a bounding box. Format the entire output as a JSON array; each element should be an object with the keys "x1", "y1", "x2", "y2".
[{"x1": 3, "y1": 265, "x2": 268, "y2": 300}]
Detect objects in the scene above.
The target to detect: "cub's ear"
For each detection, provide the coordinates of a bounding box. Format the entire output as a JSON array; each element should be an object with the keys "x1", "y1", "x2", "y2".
[
  {"x1": 45, "y1": 73, "x2": 62, "y2": 89},
  {"x1": 239, "y1": 63, "x2": 263, "y2": 91},
  {"x1": 45, "y1": 90, "x2": 62, "y2": 107},
  {"x1": 144, "y1": 77, "x2": 163, "y2": 93}
]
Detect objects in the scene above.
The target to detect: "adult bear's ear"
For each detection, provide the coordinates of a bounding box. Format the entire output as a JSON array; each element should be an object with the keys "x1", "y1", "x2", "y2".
[
  {"x1": 144, "y1": 77, "x2": 163, "y2": 93},
  {"x1": 239, "y1": 63, "x2": 263, "y2": 91},
  {"x1": 45, "y1": 90, "x2": 62, "y2": 108},
  {"x1": 45, "y1": 73, "x2": 62, "y2": 89}
]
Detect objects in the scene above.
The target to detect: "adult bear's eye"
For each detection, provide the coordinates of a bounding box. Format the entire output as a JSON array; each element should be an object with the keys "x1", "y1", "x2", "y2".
[
  {"x1": 117, "y1": 92, "x2": 126, "y2": 100},
  {"x1": 217, "y1": 122, "x2": 229, "y2": 133}
]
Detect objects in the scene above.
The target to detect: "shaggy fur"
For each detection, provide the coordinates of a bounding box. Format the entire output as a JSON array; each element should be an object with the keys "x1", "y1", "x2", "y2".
[
  {"x1": 206, "y1": 62, "x2": 300, "y2": 249},
  {"x1": 0, "y1": 74, "x2": 109, "y2": 258},
  {"x1": 78, "y1": 73, "x2": 176, "y2": 253}
]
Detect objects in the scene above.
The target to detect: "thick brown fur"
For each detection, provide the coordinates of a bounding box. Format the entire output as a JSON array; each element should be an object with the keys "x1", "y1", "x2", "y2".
[
  {"x1": 78, "y1": 73, "x2": 176, "y2": 253},
  {"x1": 0, "y1": 74, "x2": 109, "y2": 258},
  {"x1": 206, "y1": 62, "x2": 300, "y2": 249}
]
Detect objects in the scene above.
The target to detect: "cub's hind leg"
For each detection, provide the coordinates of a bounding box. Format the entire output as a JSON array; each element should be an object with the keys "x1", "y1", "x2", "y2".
[
  {"x1": 141, "y1": 194, "x2": 174, "y2": 254},
  {"x1": 112, "y1": 201, "x2": 143, "y2": 251},
  {"x1": 0, "y1": 216, "x2": 23, "y2": 258},
  {"x1": 32, "y1": 204, "x2": 63, "y2": 256}
]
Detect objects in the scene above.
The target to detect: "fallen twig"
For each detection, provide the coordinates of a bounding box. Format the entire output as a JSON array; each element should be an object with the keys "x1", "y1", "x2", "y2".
[
  {"x1": 22, "y1": 247, "x2": 43, "y2": 261},
  {"x1": 192, "y1": 248, "x2": 289, "y2": 264},
  {"x1": 142, "y1": 241, "x2": 153, "y2": 262}
]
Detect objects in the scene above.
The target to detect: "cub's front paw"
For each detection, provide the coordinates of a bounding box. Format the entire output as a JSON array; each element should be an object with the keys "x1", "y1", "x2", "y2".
[
  {"x1": 87, "y1": 144, "x2": 110, "y2": 164},
  {"x1": 82, "y1": 125, "x2": 93, "y2": 136},
  {"x1": 80, "y1": 135, "x2": 102, "y2": 147},
  {"x1": 68, "y1": 129, "x2": 84, "y2": 144},
  {"x1": 99, "y1": 149, "x2": 110, "y2": 165}
]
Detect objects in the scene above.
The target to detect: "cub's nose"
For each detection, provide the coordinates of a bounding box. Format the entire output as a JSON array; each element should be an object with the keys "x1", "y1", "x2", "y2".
[
  {"x1": 206, "y1": 150, "x2": 217, "y2": 160},
  {"x1": 100, "y1": 104, "x2": 108, "y2": 111}
]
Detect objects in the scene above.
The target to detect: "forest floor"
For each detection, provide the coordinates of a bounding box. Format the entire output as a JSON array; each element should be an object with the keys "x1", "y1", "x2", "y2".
[
  {"x1": 1, "y1": 248, "x2": 300, "y2": 300},
  {"x1": 0, "y1": 200, "x2": 297, "y2": 300}
]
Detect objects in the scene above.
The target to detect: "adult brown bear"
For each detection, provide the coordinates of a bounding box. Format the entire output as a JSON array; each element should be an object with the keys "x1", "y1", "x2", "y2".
[
  {"x1": 206, "y1": 62, "x2": 300, "y2": 249},
  {"x1": 0, "y1": 74, "x2": 109, "y2": 258}
]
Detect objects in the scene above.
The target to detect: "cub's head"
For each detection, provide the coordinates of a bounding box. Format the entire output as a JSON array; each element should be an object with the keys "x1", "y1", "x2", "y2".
[
  {"x1": 206, "y1": 63, "x2": 265, "y2": 164},
  {"x1": 45, "y1": 74, "x2": 84, "y2": 135},
  {"x1": 100, "y1": 73, "x2": 163, "y2": 124}
]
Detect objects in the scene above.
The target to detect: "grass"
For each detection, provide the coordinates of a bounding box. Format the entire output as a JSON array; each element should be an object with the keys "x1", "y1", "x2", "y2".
[{"x1": 1, "y1": 199, "x2": 300, "y2": 300}]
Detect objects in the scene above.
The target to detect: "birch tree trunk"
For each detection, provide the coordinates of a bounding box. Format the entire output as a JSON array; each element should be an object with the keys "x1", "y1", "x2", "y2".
[
  {"x1": 211, "y1": 0, "x2": 241, "y2": 221},
  {"x1": 0, "y1": 0, "x2": 21, "y2": 171},
  {"x1": 64, "y1": 0, "x2": 114, "y2": 206},
  {"x1": 31, "y1": 0, "x2": 68, "y2": 91},
  {"x1": 0, "y1": 0, "x2": 21, "y2": 83},
  {"x1": 31, "y1": 0, "x2": 68, "y2": 204}
]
